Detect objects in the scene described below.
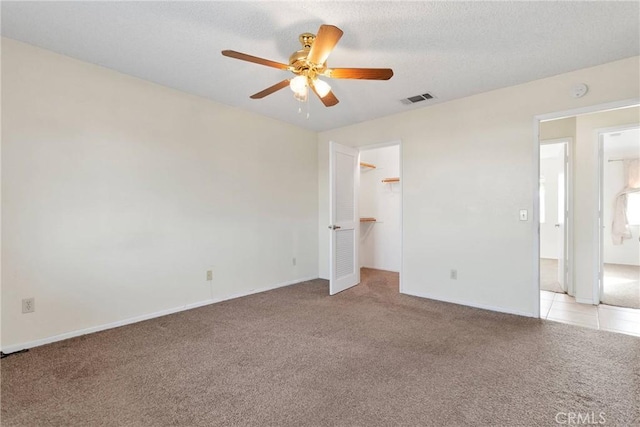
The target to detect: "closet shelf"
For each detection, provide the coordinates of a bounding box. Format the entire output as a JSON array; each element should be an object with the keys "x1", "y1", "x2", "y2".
[
  {"x1": 359, "y1": 162, "x2": 376, "y2": 169},
  {"x1": 360, "y1": 217, "x2": 377, "y2": 222},
  {"x1": 381, "y1": 177, "x2": 400, "y2": 183}
]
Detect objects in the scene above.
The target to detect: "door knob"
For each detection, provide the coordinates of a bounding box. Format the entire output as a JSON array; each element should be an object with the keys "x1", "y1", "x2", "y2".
[{"x1": 328, "y1": 225, "x2": 341, "y2": 230}]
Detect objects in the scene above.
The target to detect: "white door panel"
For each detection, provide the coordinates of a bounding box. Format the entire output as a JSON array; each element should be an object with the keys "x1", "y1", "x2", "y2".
[
  {"x1": 329, "y1": 142, "x2": 360, "y2": 295},
  {"x1": 557, "y1": 144, "x2": 567, "y2": 291}
]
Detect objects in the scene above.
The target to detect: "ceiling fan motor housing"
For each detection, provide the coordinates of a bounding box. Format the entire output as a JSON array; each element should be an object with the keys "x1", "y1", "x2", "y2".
[{"x1": 289, "y1": 32, "x2": 324, "y2": 78}]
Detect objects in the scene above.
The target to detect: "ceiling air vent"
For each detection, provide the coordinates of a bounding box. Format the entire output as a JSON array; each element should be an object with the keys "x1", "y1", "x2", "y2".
[{"x1": 401, "y1": 92, "x2": 435, "y2": 105}]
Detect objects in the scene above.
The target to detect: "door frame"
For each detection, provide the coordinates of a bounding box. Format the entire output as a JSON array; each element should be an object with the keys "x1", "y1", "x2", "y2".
[
  {"x1": 357, "y1": 140, "x2": 404, "y2": 293},
  {"x1": 596, "y1": 124, "x2": 640, "y2": 304},
  {"x1": 532, "y1": 97, "x2": 640, "y2": 318},
  {"x1": 539, "y1": 138, "x2": 573, "y2": 295}
]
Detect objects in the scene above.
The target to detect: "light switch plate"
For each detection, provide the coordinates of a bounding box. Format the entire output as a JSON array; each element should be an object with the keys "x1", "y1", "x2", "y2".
[{"x1": 519, "y1": 210, "x2": 528, "y2": 221}]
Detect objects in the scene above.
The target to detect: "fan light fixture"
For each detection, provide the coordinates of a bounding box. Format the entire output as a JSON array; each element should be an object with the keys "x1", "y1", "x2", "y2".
[
  {"x1": 293, "y1": 87, "x2": 308, "y2": 102},
  {"x1": 313, "y1": 79, "x2": 331, "y2": 98},
  {"x1": 290, "y1": 75, "x2": 331, "y2": 101},
  {"x1": 290, "y1": 75, "x2": 307, "y2": 96}
]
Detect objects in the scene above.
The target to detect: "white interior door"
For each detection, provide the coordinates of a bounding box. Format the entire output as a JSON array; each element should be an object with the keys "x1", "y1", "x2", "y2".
[
  {"x1": 329, "y1": 141, "x2": 360, "y2": 295},
  {"x1": 540, "y1": 139, "x2": 572, "y2": 295},
  {"x1": 557, "y1": 143, "x2": 568, "y2": 291}
]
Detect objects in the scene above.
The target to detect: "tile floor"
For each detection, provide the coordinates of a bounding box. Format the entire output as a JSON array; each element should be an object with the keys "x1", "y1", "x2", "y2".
[{"x1": 541, "y1": 290, "x2": 640, "y2": 337}]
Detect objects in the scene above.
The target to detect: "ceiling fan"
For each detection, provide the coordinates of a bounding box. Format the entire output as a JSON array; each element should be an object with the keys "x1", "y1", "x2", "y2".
[{"x1": 222, "y1": 24, "x2": 393, "y2": 107}]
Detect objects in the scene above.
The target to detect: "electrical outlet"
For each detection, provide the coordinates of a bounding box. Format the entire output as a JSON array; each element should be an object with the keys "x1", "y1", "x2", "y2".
[
  {"x1": 292, "y1": 257, "x2": 297, "y2": 266},
  {"x1": 450, "y1": 269, "x2": 457, "y2": 280},
  {"x1": 22, "y1": 298, "x2": 35, "y2": 314},
  {"x1": 206, "y1": 270, "x2": 213, "y2": 281}
]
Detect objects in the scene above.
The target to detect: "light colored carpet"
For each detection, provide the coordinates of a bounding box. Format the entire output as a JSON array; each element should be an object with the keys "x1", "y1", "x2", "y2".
[
  {"x1": 601, "y1": 263, "x2": 640, "y2": 309},
  {"x1": 2, "y1": 268, "x2": 640, "y2": 426},
  {"x1": 540, "y1": 258, "x2": 564, "y2": 293}
]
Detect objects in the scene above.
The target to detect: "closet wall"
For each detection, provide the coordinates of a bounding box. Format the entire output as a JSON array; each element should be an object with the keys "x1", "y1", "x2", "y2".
[{"x1": 359, "y1": 145, "x2": 401, "y2": 272}]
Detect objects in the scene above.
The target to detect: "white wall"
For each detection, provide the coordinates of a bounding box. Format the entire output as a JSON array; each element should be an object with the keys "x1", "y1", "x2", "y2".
[
  {"x1": 539, "y1": 149, "x2": 563, "y2": 259},
  {"x1": 359, "y1": 145, "x2": 401, "y2": 272},
  {"x1": 1, "y1": 39, "x2": 319, "y2": 350},
  {"x1": 319, "y1": 56, "x2": 639, "y2": 316},
  {"x1": 602, "y1": 132, "x2": 640, "y2": 266}
]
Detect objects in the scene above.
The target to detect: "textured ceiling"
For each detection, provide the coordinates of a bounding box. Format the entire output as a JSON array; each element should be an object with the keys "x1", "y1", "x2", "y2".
[{"x1": 2, "y1": 1, "x2": 639, "y2": 132}]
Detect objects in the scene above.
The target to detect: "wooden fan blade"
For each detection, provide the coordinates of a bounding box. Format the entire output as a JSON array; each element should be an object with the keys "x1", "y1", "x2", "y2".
[
  {"x1": 311, "y1": 84, "x2": 339, "y2": 107},
  {"x1": 324, "y1": 68, "x2": 394, "y2": 80},
  {"x1": 221, "y1": 50, "x2": 291, "y2": 71},
  {"x1": 307, "y1": 25, "x2": 343, "y2": 65},
  {"x1": 250, "y1": 80, "x2": 291, "y2": 99}
]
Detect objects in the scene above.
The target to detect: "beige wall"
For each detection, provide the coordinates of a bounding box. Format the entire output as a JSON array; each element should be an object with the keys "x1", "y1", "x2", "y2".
[
  {"x1": 1, "y1": 39, "x2": 319, "y2": 350},
  {"x1": 319, "y1": 56, "x2": 640, "y2": 316},
  {"x1": 540, "y1": 117, "x2": 576, "y2": 141}
]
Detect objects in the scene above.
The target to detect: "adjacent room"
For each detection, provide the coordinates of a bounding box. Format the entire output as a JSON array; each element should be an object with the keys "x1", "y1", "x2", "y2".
[
  {"x1": 601, "y1": 128, "x2": 640, "y2": 309},
  {"x1": 538, "y1": 108, "x2": 640, "y2": 333},
  {"x1": 2, "y1": 2, "x2": 639, "y2": 426}
]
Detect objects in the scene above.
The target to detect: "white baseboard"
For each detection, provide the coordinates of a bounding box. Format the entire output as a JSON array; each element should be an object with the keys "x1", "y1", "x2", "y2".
[
  {"x1": 1, "y1": 276, "x2": 318, "y2": 354},
  {"x1": 575, "y1": 297, "x2": 596, "y2": 305},
  {"x1": 401, "y1": 289, "x2": 536, "y2": 318}
]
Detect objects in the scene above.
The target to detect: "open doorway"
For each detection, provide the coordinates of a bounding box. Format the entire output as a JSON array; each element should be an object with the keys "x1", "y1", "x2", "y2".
[
  {"x1": 599, "y1": 127, "x2": 640, "y2": 309},
  {"x1": 327, "y1": 141, "x2": 402, "y2": 295},
  {"x1": 358, "y1": 143, "x2": 402, "y2": 292},
  {"x1": 539, "y1": 139, "x2": 570, "y2": 296},
  {"x1": 535, "y1": 103, "x2": 640, "y2": 335}
]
